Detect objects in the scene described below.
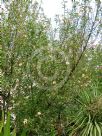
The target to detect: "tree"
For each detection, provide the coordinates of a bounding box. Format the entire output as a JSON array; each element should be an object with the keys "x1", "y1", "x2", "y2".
[{"x1": 1, "y1": 0, "x2": 102, "y2": 135}]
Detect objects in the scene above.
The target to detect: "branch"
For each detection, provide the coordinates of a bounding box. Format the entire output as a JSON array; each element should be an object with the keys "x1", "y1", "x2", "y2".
[
  {"x1": 45, "y1": 3, "x2": 100, "y2": 110},
  {"x1": 60, "y1": 3, "x2": 100, "y2": 89}
]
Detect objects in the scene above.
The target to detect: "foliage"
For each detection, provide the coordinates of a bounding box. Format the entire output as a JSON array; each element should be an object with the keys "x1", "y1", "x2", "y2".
[
  {"x1": 0, "y1": 112, "x2": 26, "y2": 136},
  {"x1": 68, "y1": 85, "x2": 102, "y2": 135},
  {"x1": 1, "y1": 0, "x2": 102, "y2": 135}
]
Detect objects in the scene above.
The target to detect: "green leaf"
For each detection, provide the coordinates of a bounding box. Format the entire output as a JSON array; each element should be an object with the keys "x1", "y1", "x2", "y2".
[
  {"x1": 0, "y1": 131, "x2": 3, "y2": 136},
  {"x1": 11, "y1": 128, "x2": 16, "y2": 136},
  {"x1": 95, "y1": 121, "x2": 101, "y2": 136},
  {"x1": 87, "y1": 122, "x2": 92, "y2": 135},
  {"x1": 20, "y1": 129, "x2": 26, "y2": 136},
  {"x1": 89, "y1": 123, "x2": 93, "y2": 136},
  {"x1": 3, "y1": 112, "x2": 10, "y2": 136},
  {"x1": 82, "y1": 114, "x2": 91, "y2": 136},
  {"x1": 0, "y1": 122, "x2": 3, "y2": 134},
  {"x1": 94, "y1": 126, "x2": 97, "y2": 136},
  {"x1": 51, "y1": 127, "x2": 56, "y2": 136}
]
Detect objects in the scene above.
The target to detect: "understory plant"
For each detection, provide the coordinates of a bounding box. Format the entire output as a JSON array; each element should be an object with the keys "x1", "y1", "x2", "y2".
[
  {"x1": 0, "y1": 112, "x2": 26, "y2": 136},
  {"x1": 69, "y1": 86, "x2": 102, "y2": 136}
]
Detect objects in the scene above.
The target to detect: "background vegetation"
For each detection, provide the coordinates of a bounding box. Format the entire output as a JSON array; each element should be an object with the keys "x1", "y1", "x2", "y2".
[{"x1": 1, "y1": 0, "x2": 102, "y2": 135}]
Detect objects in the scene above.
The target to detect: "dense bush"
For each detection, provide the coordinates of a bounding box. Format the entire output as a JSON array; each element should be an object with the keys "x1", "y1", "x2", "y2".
[{"x1": 1, "y1": 0, "x2": 102, "y2": 135}]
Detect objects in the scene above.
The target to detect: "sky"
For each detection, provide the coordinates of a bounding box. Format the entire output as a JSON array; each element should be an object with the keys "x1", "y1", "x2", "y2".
[
  {"x1": 41, "y1": 0, "x2": 63, "y2": 18},
  {"x1": 38, "y1": 0, "x2": 72, "y2": 28},
  {"x1": 38, "y1": 0, "x2": 72, "y2": 19},
  {"x1": 1, "y1": 0, "x2": 72, "y2": 20}
]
